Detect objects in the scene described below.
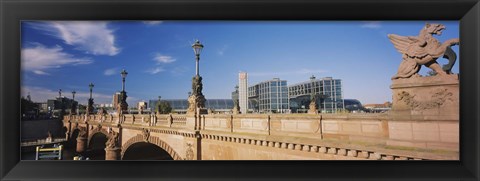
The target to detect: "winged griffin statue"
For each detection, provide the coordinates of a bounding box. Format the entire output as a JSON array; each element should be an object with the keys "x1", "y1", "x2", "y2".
[{"x1": 388, "y1": 23, "x2": 459, "y2": 80}]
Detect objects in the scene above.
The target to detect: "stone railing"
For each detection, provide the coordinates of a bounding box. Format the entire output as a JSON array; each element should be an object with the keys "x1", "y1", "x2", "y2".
[
  {"x1": 64, "y1": 112, "x2": 458, "y2": 160},
  {"x1": 200, "y1": 114, "x2": 389, "y2": 140},
  {"x1": 171, "y1": 116, "x2": 187, "y2": 127}
]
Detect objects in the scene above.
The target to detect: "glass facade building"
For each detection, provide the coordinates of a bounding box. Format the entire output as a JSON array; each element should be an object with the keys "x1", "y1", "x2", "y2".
[
  {"x1": 248, "y1": 78, "x2": 289, "y2": 113},
  {"x1": 288, "y1": 77, "x2": 344, "y2": 113},
  {"x1": 148, "y1": 99, "x2": 255, "y2": 114}
]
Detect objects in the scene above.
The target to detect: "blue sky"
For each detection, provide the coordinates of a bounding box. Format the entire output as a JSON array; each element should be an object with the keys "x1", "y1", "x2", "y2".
[{"x1": 21, "y1": 21, "x2": 460, "y2": 106}]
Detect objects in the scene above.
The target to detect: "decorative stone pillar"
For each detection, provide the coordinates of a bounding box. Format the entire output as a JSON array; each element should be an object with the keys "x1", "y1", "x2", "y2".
[
  {"x1": 117, "y1": 91, "x2": 128, "y2": 115},
  {"x1": 105, "y1": 147, "x2": 121, "y2": 160},
  {"x1": 188, "y1": 76, "x2": 207, "y2": 112},
  {"x1": 105, "y1": 130, "x2": 121, "y2": 160},
  {"x1": 76, "y1": 137, "x2": 87, "y2": 153},
  {"x1": 390, "y1": 75, "x2": 459, "y2": 118},
  {"x1": 76, "y1": 127, "x2": 87, "y2": 153}
]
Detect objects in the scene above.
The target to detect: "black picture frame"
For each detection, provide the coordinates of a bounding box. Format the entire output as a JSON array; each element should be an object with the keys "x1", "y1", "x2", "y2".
[{"x1": 1, "y1": 0, "x2": 479, "y2": 180}]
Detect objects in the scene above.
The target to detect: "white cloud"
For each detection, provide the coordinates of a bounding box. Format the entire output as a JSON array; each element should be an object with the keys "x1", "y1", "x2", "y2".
[
  {"x1": 104, "y1": 68, "x2": 118, "y2": 76},
  {"x1": 361, "y1": 21, "x2": 382, "y2": 29},
  {"x1": 217, "y1": 45, "x2": 228, "y2": 56},
  {"x1": 31, "y1": 21, "x2": 120, "y2": 56},
  {"x1": 153, "y1": 53, "x2": 176, "y2": 64},
  {"x1": 146, "y1": 67, "x2": 165, "y2": 74},
  {"x1": 21, "y1": 43, "x2": 92, "y2": 74},
  {"x1": 143, "y1": 21, "x2": 163, "y2": 26},
  {"x1": 33, "y1": 70, "x2": 50, "y2": 75}
]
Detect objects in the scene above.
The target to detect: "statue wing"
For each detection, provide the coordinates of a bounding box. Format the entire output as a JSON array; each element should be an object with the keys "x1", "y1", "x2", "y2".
[
  {"x1": 388, "y1": 34, "x2": 416, "y2": 54},
  {"x1": 388, "y1": 34, "x2": 428, "y2": 58}
]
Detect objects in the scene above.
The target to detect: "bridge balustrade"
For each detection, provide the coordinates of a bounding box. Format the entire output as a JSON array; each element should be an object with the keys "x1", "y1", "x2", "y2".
[
  {"x1": 171, "y1": 115, "x2": 187, "y2": 127},
  {"x1": 123, "y1": 115, "x2": 134, "y2": 124},
  {"x1": 155, "y1": 114, "x2": 170, "y2": 127}
]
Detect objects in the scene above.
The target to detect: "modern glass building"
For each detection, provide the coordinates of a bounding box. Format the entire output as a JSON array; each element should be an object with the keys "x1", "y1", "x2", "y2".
[
  {"x1": 248, "y1": 78, "x2": 289, "y2": 113},
  {"x1": 288, "y1": 76, "x2": 344, "y2": 113},
  {"x1": 148, "y1": 99, "x2": 256, "y2": 114}
]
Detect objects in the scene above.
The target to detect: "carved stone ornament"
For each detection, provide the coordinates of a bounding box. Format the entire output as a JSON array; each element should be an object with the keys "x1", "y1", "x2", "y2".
[
  {"x1": 308, "y1": 97, "x2": 318, "y2": 114},
  {"x1": 187, "y1": 95, "x2": 196, "y2": 113},
  {"x1": 397, "y1": 88, "x2": 453, "y2": 110},
  {"x1": 388, "y1": 23, "x2": 459, "y2": 79},
  {"x1": 185, "y1": 143, "x2": 194, "y2": 160},
  {"x1": 77, "y1": 127, "x2": 87, "y2": 138},
  {"x1": 232, "y1": 99, "x2": 240, "y2": 114},
  {"x1": 142, "y1": 128, "x2": 150, "y2": 143},
  {"x1": 98, "y1": 123, "x2": 102, "y2": 129},
  {"x1": 106, "y1": 131, "x2": 120, "y2": 149}
]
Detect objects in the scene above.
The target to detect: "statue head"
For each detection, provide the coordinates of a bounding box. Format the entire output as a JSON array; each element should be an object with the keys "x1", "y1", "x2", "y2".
[{"x1": 424, "y1": 23, "x2": 446, "y2": 36}]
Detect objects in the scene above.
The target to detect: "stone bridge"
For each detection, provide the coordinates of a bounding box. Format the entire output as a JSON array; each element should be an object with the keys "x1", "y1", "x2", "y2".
[{"x1": 62, "y1": 111, "x2": 458, "y2": 160}]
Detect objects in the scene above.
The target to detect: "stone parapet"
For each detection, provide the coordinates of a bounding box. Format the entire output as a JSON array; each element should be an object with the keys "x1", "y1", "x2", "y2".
[{"x1": 63, "y1": 110, "x2": 458, "y2": 160}]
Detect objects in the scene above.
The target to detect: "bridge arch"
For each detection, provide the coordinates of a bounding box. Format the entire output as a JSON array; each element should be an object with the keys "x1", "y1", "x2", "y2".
[
  {"x1": 121, "y1": 134, "x2": 182, "y2": 160},
  {"x1": 87, "y1": 127, "x2": 109, "y2": 146}
]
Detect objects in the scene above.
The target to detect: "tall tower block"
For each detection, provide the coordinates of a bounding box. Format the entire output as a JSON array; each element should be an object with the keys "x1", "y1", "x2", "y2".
[{"x1": 239, "y1": 72, "x2": 248, "y2": 114}]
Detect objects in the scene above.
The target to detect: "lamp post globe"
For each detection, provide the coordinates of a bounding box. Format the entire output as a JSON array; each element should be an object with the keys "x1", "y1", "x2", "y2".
[
  {"x1": 72, "y1": 91, "x2": 76, "y2": 100},
  {"x1": 192, "y1": 40, "x2": 204, "y2": 76},
  {"x1": 120, "y1": 69, "x2": 128, "y2": 92}
]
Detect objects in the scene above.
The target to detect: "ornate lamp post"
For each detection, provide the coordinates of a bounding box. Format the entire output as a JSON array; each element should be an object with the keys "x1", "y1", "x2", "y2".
[
  {"x1": 71, "y1": 90, "x2": 77, "y2": 115},
  {"x1": 58, "y1": 89, "x2": 66, "y2": 117},
  {"x1": 87, "y1": 83, "x2": 95, "y2": 114},
  {"x1": 117, "y1": 69, "x2": 129, "y2": 114},
  {"x1": 187, "y1": 40, "x2": 207, "y2": 115}
]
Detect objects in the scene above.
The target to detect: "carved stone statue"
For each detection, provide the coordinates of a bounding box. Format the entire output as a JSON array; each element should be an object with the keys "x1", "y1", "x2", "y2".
[
  {"x1": 117, "y1": 91, "x2": 128, "y2": 115},
  {"x1": 187, "y1": 95, "x2": 196, "y2": 113},
  {"x1": 86, "y1": 98, "x2": 94, "y2": 114},
  {"x1": 77, "y1": 127, "x2": 87, "y2": 138},
  {"x1": 308, "y1": 96, "x2": 318, "y2": 114},
  {"x1": 187, "y1": 76, "x2": 206, "y2": 114},
  {"x1": 106, "y1": 131, "x2": 119, "y2": 149},
  {"x1": 97, "y1": 107, "x2": 107, "y2": 115},
  {"x1": 388, "y1": 23, "x2": 459, "y2": 79},
  {"x1": 192, "y1": 76, "x2": 203, "y2": 95},
  {"x1": 142, "y1": 128, "x2": 150, "y2": 142},
  {"x1": 232, "y1": 99, "x2": 240, "y2": 114}
]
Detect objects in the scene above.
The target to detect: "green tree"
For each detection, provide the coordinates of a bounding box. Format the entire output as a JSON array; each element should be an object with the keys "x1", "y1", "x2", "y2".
[
  {"x1": 21, "y1": 97, "x2": 38, "y2": 119},
  {"x1": 156, "y1": 101, "x2": 172, "y2": 114},
  {"x1": 78, "y1": 104, "x2": 87, "y2": 114}
]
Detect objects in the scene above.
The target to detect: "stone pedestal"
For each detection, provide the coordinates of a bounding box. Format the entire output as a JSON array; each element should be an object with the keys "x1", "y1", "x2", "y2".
[
  {"x1": 198, "y1": 108, "x2": 208, "y2": 115},
  {"x1": 105, "y1": 147, "x2": 121, "y2": 160},
  {"x1": 390, "y1": 74, "x2": 459, "y2": 120},
  {"x1": 76, "y1": 137, "x2": 87, "y2": 153},
  {"x1": 186, "y1": 116, "x2": 197, "y2": 130}
]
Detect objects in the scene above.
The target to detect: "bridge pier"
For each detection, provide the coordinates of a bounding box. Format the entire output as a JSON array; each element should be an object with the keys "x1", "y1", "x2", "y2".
[
  {"x1": 105, "y1": 147, "x2": 121, "y2": 160},
  {"x1": 76, "y1": 137, "x2": 87, "y2": 153}
]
